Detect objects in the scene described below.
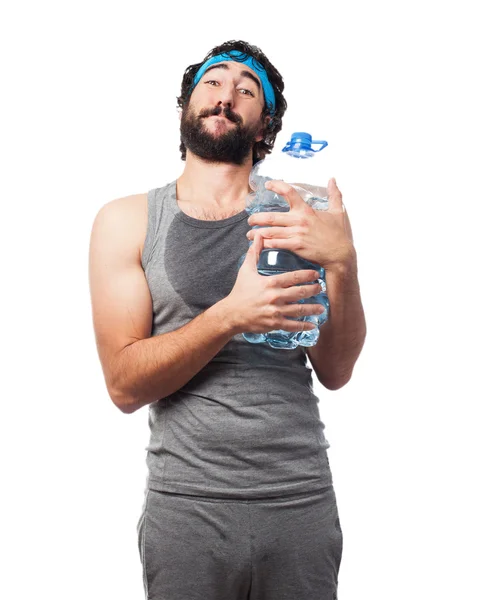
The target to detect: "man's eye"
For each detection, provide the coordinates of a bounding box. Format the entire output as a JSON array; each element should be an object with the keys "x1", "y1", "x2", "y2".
[{"x1": 204, "y1": 81, "x2": 254, "y2": 96}]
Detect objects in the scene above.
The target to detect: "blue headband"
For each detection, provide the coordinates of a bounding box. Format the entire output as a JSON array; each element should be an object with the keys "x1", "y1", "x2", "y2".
[{"x1": 190, "y1": 51, "x2": 276, "y2": 116}]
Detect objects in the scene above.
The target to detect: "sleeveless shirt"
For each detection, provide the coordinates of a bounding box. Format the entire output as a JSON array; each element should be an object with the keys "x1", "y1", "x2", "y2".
[{"x1": 140, "y1": 180, "x2": 333, "y2": 498}]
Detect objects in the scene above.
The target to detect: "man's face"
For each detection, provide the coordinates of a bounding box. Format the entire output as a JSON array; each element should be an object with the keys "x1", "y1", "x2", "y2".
[{"x1": 180, "y1": 60, "x2": 270, "y2": 166}]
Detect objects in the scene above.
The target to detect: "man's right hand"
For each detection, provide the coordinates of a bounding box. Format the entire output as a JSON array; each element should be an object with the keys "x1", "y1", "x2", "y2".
[{"x1": 224, "y1": 231, "x2": 325, "y2": 336}]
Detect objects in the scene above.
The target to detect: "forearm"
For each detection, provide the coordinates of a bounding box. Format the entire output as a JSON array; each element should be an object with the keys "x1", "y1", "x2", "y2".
[
  {"x1": 307, "y1": 252, "x2": 367, "y2": 390},
  {"x1": 111, "y1": 299, "x2": 236, "y2": 413}
]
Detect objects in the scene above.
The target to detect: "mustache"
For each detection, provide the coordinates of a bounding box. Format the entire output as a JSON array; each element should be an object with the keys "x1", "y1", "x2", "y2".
[{"x1": 199, "y1": 105, "x2": 242, "y2": 125}]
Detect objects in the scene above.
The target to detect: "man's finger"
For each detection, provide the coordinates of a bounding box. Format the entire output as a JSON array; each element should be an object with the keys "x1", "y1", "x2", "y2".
[
  {"x1": 247, "y1": 230, "x2": 263, "y2": 267},
  {"x1": 265, "y1": 180, "x2": 307, "y2": 212},
  {"x1": 327, "y1": 178, "x2": 344, "y2": 213}
]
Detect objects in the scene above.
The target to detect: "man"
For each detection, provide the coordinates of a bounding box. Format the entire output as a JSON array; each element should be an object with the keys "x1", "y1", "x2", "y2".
[{"x1": 89, "y1": 39, "x2": 366, "y2": 600}]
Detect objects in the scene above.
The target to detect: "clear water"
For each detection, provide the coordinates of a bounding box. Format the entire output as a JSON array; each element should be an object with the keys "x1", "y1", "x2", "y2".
[
  {"x1": 291, "y1": 185, "x2": 329, "y2": 211},
  {"x1": 238, "y1": 247, "x2": 329, "y2": 349},
  {"x1": 306, "y1": 196, "x2": 329, "y2": 211},
  {"x1": 247, "y1": 184, "x2": 329, "y2": 213},
  {"x1": 239, "y1": 189, "x2": 330, "y2": 350}
]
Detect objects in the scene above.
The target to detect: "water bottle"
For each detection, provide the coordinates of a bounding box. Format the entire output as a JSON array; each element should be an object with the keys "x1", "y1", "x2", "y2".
[{"x1": 238, "y1": 132, "x2": 330, "y2": 350}]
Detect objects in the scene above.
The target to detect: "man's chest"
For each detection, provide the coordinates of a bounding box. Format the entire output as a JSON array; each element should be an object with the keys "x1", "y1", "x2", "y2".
[{"x1": 176, "y1": 201, "x2": 245, "y2": 222}]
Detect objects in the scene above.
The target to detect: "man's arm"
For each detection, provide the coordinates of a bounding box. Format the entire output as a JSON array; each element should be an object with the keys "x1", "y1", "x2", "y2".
[
  {"x1": 111, "y1": 303, "x2": 235, "y2": 414},
  {"x1": 306, "y1": 251, "x2": 367, "y2": 390},
  {"x1": 88, "y1": 197, "x2": 236, "y2": 414}
]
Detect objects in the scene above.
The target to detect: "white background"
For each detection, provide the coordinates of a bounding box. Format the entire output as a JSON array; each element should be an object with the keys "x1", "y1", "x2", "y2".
[{"x1": 1, "y1": 1, "x2": 478, "y2": 598}]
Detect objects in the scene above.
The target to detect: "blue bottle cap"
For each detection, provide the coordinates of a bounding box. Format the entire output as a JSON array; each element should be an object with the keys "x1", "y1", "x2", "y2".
[{"x1": 282, "y1": 132, "x2": 328, "y2": 155}]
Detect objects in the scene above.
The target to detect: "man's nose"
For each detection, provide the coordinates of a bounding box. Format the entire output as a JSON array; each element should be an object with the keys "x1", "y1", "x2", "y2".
[
  {"x1": 216, "y1": 101, "x2": 232, "y2": 111},
  {"x1": 215, "y1": 85, "x2": 235, "y2": 109}
]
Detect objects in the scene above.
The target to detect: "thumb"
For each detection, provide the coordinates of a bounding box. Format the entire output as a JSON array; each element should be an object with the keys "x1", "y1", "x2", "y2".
[{"x1": 245, "y1": 230, "x2": 263, "y2": 268}]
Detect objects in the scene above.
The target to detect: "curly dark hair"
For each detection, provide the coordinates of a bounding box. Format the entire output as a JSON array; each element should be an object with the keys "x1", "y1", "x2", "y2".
[{"x1": 176, "y1": 40, "x2": 287, "y2": 165}]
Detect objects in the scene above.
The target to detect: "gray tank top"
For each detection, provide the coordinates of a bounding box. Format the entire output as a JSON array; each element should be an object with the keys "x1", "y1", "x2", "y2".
[{"x1": 141, "y1": 180, "x2": 333, "y2": 498}]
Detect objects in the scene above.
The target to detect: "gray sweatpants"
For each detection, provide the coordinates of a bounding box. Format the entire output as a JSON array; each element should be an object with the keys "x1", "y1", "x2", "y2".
[{"x1": 137, "y1": 485, "x2": 343, "y2": 599}]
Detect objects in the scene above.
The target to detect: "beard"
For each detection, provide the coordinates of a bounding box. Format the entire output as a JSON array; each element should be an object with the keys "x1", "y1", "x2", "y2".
[{"x1": 180, "y1": 102, "x2": 264, "y2": 166}]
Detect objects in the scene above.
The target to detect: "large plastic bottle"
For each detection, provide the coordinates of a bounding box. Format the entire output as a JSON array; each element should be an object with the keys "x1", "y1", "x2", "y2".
[{"x1": 238, "y1": 132, "x2": 330, "y2": 350}]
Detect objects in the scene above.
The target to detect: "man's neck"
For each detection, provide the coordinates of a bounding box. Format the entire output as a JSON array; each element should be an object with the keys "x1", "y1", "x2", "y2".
[{"x1": 176, "y1": 152, "x2": 254, "y2": 208}]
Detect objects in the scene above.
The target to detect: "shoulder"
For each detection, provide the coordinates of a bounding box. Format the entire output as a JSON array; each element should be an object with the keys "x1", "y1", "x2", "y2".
[
  {"x1": 92, "y1": 192, "x2": 148, "y2": 261},
  {"x1": 101, "y1": 192, "x2": 148, "y2": 217}
]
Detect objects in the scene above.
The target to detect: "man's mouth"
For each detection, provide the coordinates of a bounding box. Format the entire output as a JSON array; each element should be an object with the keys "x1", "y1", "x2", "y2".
[
  {"x1": 200, "y1": 108, "x2": 240, "y2": 125},
  {"x1": 207, "y1": 114, "x2": 235, "y2": 125}
]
